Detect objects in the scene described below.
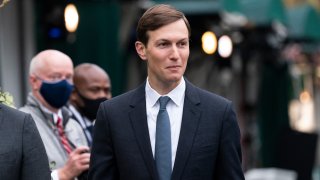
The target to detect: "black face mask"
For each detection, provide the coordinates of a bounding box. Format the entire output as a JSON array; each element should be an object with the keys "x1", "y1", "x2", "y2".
[{"x1": 77, "y1": 92, "x2": 107, "y2": 121}]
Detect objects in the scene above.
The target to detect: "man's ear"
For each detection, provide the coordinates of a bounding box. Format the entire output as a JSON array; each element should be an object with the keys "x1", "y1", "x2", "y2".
[
  {"x1": 135, "y1": 41, "x2": 147, "y2": 61},
  {"x1": 29, "y1": 75, "x2": 40, "y2": 91}
]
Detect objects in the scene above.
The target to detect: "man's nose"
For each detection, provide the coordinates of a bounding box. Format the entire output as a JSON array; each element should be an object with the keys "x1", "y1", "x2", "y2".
[{"x1": 169, "y1": 45, "x2": 179, "y2": 60}]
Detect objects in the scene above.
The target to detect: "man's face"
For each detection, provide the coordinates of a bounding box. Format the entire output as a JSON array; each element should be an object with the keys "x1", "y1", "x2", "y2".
[
  {"x1": 76, "y1": 69, "x2": 111, "y2": 102},
  {"x1": 29, "y1": 52, "x2": 74, "y2": 111},
  {"x1": 38, "y1": 59, "x2": 73, "y2": 83},
  {"x1": 136, "y1": 19, "x2": 189, "y2": 88}
]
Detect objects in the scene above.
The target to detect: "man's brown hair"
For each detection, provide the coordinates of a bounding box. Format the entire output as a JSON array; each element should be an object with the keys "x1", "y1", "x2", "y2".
[{"x1": 136, "y1": 4, "x2": 191, "y2": 46}]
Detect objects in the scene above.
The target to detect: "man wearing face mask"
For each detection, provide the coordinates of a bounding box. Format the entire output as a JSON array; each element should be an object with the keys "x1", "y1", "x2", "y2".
[
  {"x1": 20, "y1": 49, "x2": 90, "y2": 180},
  {"x1": 68, "y1": 63, "x2": 112, "y2": 146}
]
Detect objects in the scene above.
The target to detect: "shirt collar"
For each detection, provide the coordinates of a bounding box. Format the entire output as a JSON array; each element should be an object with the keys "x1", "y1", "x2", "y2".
[
  {"x1": 52, "y1": 109, "x2": 63, "y2": 124},
  {"x1": 145, "y1": 77, "x2": 186, "y2": 107},
  {"x1": 68, "y1": 104, "x2": 93, "y2": 126}
]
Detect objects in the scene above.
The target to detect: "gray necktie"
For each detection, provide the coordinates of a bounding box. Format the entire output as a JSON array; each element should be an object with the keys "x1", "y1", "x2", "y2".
[{"x1": 155, "y1": 96, "x2": 172, "y2": 180}]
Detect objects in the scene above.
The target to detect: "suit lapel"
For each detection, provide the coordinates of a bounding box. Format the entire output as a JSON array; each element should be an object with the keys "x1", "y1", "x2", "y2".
[
  {"x1": 129, "y1": 83, "x2": 158, "y2": 180},
  {"x1": 172, "y1": 80, "x2": 201, "y2": 180}
]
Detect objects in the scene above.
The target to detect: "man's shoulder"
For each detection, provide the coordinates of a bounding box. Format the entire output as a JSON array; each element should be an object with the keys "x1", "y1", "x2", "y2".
[
  {"x1": 1, "y1": 104, "x2": 28, "y2": 120},
  {"x1": 19, "y1": 103, "x2": 34, "y2": 113},
  {"x1": 186, "y1": 81, "x2": 231, "y2": 105},
  {"x1": 199, "y1": 87, "x2": 230, "y2": 102},
  {"x1": 104, "y1": 83, "x2": 145, "y2": 106},
  {"x1": 19, "y1": 103, "x2": 42, "y2": 120},
  {"x1": 111, "y1": 88, "x2": 138, "y2": 101},
  {"x1": 0, "y1": 104, "x2": 32, "y2": 130}
]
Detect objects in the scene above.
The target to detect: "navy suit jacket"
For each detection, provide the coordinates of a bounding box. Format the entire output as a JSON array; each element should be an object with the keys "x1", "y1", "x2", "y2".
[
  {"x1": 88, "y1": 80, "x2": 244, "y2": 180},
  {"x1": 0, "y1": 104, "x2": 51, "y2": 180}
]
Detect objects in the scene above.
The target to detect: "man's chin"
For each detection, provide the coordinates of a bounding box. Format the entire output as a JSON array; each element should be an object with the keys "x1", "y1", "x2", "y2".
[{"x1": 166, "y1": 76, "x2": 183, "y2": 83}]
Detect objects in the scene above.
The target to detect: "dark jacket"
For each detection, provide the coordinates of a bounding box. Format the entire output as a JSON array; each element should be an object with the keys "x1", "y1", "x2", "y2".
[
  {"x1": 0, "y1": 103, "x2": 51, "y2": 180},
  {"x1": 88, "y1": 80, "x2": 244, "y2": 180}
]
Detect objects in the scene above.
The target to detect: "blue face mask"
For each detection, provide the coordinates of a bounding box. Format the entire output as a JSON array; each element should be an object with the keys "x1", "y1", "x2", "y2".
[{"x1": 40, "y1": 79, "x2": 73, "y2": 108}]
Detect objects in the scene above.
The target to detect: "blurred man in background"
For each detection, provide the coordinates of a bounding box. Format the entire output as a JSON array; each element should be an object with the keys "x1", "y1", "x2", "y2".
[
  {"x1": 20, "y1": 49, "x2": 90, "y2": 180},
  {"x1": 68, "y1": 63, "x2": 112, "y2": 146}
]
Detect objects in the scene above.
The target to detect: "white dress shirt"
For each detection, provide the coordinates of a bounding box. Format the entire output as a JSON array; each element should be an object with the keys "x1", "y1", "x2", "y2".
[{"x1": 145, "y1": 77, "x2": 185, "y2": 169}]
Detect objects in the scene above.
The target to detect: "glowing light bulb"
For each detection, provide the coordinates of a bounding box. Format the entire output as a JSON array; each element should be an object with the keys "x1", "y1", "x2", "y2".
[
  {"x1": 201, "y1": 31, "x2": 217, "y2": 55},
  {"x1": 64, "y1": 4, "x2": 79, "y2": 33},
  {"x1": 218, "y1": 35, "x2": 233, "y2": 58}
]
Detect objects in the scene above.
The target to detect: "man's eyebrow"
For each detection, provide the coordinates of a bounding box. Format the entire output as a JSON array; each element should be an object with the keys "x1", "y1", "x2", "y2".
[
  {"x1": 178, "y1": 38, "x2": 189, "y2": 42},
  {"x1": 155, "y1": 39, "x2": 170, "y2": 42},
  {"x1": 156, "y1": 38, "x2": 189, "y2": 42}
]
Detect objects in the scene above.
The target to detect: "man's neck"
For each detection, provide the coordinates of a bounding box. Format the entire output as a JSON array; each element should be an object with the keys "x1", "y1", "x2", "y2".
[{"x1": 147, "y1": 77, "x2": 181, "y2": 95}]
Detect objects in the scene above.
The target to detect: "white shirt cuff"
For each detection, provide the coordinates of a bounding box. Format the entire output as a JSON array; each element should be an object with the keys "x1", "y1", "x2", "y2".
[{"x1": 51, "y1": 170, "x2": 59, "y2": 180}]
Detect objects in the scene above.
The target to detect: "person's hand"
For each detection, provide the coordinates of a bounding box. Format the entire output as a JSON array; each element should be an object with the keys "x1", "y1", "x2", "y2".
[{"x1": 58, "y1": 146, "x2": 90, "y2": 180}]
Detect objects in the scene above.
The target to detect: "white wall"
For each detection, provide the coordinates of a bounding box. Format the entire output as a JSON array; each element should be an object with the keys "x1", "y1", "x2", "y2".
[{"x1": 0, "y1": 0, "x2": 34, "y2": 107}]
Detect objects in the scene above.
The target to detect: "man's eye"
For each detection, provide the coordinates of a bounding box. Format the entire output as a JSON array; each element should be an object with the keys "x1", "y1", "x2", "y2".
[
  {"x1": 90, "y1": 88, "x2": 100, "y2": 93},
  {"x1": 104, "y1": 88, "x2": 111, "y2": 94},
  {"x1": 49, "y1": 76, "x2": 62, "y2": 82},
  {"x1": 158, "y1": 42, "x2": 169, "y2": 48},
  {"x1": 66, "y1": 75, "x2": 72, "y2": 81},
  {"x1": 178, "y1": 42, "x2": 188, "y2": 47}
]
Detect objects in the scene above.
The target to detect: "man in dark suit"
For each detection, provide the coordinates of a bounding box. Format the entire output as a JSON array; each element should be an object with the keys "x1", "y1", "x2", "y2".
[
  {"x1": 88, "y1": 4, "x2": 245, "y2": 180},
  {"x1": 0, "y1": 103, "x2": 51, "y2": 180}
]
